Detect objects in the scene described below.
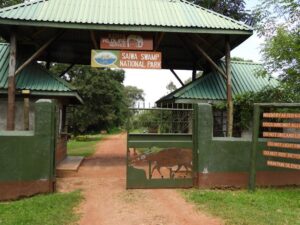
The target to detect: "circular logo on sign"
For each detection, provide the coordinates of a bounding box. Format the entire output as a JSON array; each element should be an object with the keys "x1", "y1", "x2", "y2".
[{"x1": 94, "y1": 51, "x2": 117, "y2": 66}]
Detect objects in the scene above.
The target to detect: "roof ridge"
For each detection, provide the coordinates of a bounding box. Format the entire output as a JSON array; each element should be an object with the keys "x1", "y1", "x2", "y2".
[
  {"x1": 179, "y1": 0, "x2": 252, "y2": 30},
  {"x1": 0, "y1": 0, "x2": 47, "y2": 13}
]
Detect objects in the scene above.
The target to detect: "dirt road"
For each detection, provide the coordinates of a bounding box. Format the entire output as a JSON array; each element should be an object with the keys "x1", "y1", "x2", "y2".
[{"x1": 57, "y1": 133, "x2": 222, "y2": 225}]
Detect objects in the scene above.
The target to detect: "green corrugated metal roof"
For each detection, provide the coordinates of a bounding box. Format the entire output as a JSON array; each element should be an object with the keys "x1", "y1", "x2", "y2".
[
  {"x1": 157, "y1": 61, "x2": 279, "y2": 103},
  {"x1": 0, "y1": 43, "x2": 82, "y2": 103},
  {"x1": 0, "y1": 0, "x2": 252, "y2": 33}
]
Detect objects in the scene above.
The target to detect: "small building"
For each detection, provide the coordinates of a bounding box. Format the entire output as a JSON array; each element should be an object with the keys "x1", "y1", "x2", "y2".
[
  {"x1": 156, "y1": 60, "x2": 278, "y2": 137},
  {"x1": 0, "y1": 43, "x2": 83, "y2": 163}
]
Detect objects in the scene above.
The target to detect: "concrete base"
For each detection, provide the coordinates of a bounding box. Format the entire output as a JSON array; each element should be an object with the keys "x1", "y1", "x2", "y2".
[
  {"x1": 0, "y1": 180, "x2": 54, "y2": 201},
  {"x1": 56, "y1": 156, "x2": 84, "y2": 178},
  {"x1": 197, "y1": 171, "x2": 300, "y2": 188}
]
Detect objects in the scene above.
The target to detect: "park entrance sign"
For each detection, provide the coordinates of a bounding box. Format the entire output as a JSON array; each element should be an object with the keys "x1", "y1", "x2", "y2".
[
  {"x1": 92, "y1": 32, "x2": 161, "y2": 69},
  {"x1": 91, "y1": 50, "x2": 162, "y2": 69},
  {"x1": 100, "y1": 33, "x2": 153, "y2": 50}
]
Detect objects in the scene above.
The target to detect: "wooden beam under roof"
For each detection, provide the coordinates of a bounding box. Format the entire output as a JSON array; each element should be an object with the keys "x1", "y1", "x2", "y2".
[
  {"x1": 15, "y1": 31, "x2": 64, "y2": 76},
  {"x1": 170, "y1": 69, "x2": 184, "y2": 86}
]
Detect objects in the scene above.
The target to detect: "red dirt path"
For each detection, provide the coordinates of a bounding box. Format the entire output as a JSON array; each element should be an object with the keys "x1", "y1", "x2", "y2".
[{"x1": 56, "y1": 133, "x2": 223, "y2": 225}]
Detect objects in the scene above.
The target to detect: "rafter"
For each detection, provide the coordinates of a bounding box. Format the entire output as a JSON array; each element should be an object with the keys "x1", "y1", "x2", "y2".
[
  {"x1": 15, "y1": 31, "x2": 64, "y2": 76},
  {"x1": 170, "y1": 69, "x2": 184, "y2": 86}
]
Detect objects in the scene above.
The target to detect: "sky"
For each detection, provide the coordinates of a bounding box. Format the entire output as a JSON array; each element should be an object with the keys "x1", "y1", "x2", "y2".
[{"x1": 123, "y1": 0, "x2": 262, "y2": 106}]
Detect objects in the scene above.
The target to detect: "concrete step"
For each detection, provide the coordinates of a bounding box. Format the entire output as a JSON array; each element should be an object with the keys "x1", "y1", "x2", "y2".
[{"x1": 56, "y1": 156, "x2": 84, "y2": 178}]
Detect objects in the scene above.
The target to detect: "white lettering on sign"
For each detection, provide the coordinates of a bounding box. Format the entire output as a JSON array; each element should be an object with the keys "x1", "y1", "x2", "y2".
[{"x1": 121, "y1": 52, "x2": 138, "y2": 60}]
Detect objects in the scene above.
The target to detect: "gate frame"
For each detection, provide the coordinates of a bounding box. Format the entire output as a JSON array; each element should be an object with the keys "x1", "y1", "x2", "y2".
[{"x1": 126, "y1": 106, "x2": 198, "y2": 189}]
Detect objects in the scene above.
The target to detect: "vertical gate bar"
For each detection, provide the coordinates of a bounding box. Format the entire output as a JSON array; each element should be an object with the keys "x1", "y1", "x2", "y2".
[
  {"x1": 149, "y1": 161, "x2": 152, "y2": 179},
  {"x1": 126, "y1": 132, "x2": 129, "y2": 189},
  {"x1": 249, "y1": 104, "x2": 261, "y2": 191}
]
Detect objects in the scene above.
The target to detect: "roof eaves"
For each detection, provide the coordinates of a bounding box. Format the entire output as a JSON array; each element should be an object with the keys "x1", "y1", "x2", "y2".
[{"x1": 0, "y1": 18, "x2": 254, "y2": 35}]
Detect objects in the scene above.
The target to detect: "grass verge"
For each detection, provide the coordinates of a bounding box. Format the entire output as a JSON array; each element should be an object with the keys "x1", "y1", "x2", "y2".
[
  {"x1": 0, "y1": 191, "x2": 82, "y2": 225},
  {"x1": 67, "y1": 134, "x2": 103, "y2": 157},
  {"x1": 182, "y1": 188, "x2": 300, "y2": 225},
  {"x1": 67, "y1": 130, "x2": 123, "y2": 157}
]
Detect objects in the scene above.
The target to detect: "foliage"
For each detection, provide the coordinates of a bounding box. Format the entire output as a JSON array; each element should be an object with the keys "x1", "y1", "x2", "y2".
[
  {"x1": 0, "y1": 0, "x2": 23, "y2": 8},
  {"x1": 50, "y1": 63, "x2": 144, "y2": 135},
  {"x1": 231, "y1": 57, "x2": 254, "y2": 62},
  {"x1": 68, "y1": 134, "x2": 104, "y2": 157},
  {"x1": 65, "y1": 66, "x2": 127, "y2": 134},
  {"x1": 253, "y1": 0, "x2": 300, "y2": 95},
  {"x1": 234, "y1": 86, "x2": 299, "y2": 129},
  {"x1": 187, "y1": 0, "x2": 251, "y2": 23},
  {"x1": 124, "y1": 85, "x2": 145, "y2": 107},
  {"x1": 166, "y1": 81, "x2": 177, "y2": 93},
  {"x1": 182, "y1": 188, "x2": 300, "y2": 225},
  {"x1": 0, "y1": 0, "x2": 25, "y2": 42},
  {"x1": 0, "y1": 191, "x2": 82, "y2": 225}
]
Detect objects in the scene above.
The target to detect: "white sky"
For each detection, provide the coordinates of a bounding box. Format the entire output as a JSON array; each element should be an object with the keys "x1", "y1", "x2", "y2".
[{"x1": 124, "y1": 0, "x2": 263, "y2": 106}]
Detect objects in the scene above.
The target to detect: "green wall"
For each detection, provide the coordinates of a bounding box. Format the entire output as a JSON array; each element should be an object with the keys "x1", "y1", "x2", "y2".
[
  {"x1": 195, "y1": 104, "x2": 292, "y2": 173},
  {"x1": 0, "y1": 100, "x2": 56, "y2": 182}
]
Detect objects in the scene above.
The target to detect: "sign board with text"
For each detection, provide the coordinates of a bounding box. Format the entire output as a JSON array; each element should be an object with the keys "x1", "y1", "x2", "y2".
[
  {"x1": 262, "y1": 112, "x2": 300, "y2": 170},
  {"x1": 91, "y1": 50, "x2": 161, "y2": 69},
  {"x1": 100, "y1": 33, "x2": 153, "y2": 50}
]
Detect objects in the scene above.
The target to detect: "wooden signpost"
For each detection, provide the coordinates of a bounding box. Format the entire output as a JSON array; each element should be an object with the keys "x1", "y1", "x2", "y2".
[{"x1": 262, "y1": 112, "x2": 300, "y2": 170}]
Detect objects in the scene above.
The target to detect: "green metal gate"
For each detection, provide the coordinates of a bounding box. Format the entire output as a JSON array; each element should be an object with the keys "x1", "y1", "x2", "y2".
[{"x1": 126, "y1": 107, "x2": 196, "y2": 189}]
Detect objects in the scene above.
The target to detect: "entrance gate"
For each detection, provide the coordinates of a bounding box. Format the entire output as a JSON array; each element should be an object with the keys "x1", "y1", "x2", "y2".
[{"x1": 126, "y1": 107, "x2": 196, "y2": 189}]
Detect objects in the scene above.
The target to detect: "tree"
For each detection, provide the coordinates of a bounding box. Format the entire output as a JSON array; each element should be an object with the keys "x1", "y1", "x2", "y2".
[
  {"x1": 66, "y1": 66, "x2": 128, "y2": 134},
  {"x1": 166, "y1": 81, "x2": 177, "y2": 93},
  {"x1": 231, "y1": 57, "x2": 253, "y2": 62},
  {"x1": 0, "y1": 0, "x2": 24, "y2": 8},
  {"x1": 187, "y1": 0, "x2": 251, "y2": 23},
  {"x1": 0, "y1": 0, "x2": 25, "y2": 41},
  {"x1": 253, "y1": 0, "x2": 300, "y2": 96},
  {"x1": 124, "y1": 85, "x2": 145, "y2": 108}
]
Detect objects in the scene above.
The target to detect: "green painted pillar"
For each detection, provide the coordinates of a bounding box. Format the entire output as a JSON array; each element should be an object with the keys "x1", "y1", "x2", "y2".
[
  {"x1": 35, "y1": 99, "x2": 57, "y2": 184},
  {"x1": 249, "y1": 104, "x2": 261, "y2": 191},
  {"x1": 195, "y1": 104, "x2": 213, "y2": 173}
]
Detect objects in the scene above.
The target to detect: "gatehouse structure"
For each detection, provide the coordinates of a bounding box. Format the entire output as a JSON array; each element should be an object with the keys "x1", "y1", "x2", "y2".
[{"x1": 0, "y1": 0, "x2": 299, "y2": 200}]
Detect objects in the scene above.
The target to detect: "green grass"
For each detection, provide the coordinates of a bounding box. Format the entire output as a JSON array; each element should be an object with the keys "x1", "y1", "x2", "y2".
[
  {"x1": 0, "y1": 191, "x2": 82, "y2": 225},
  {"x1": 67, "y1": 134, "x2": 104, "y2": 157},
  {"x1": 67, "y1": 129, "x2": 123, "y2": 157},
  {"x1": 182, "y1": 188, "x2": 300, "y2": 225}
]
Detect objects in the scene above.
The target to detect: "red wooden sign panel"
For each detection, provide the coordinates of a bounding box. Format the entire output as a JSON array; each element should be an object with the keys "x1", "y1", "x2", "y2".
[
  {"x1": 263, "y1": 122, "x2": 300, "y2": 129},
  {"x1": 267, "y1": 141, "x2": 300, "y2": 150},
  {"x1": 267, "y1": 160, "x2": 300, "y2": 170},
  {"x1": 101, "y1": 33, "x2": 153, "y2": 50},
  {"x1": 263, "y1": 113, "x2": 300, "y2": 119},
  {"x1": 263, "y1": 150, "x2": 300, "y2": 159},
  {"x1": 263, "y1": 132, "x2": 300, "y2": 139}
]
